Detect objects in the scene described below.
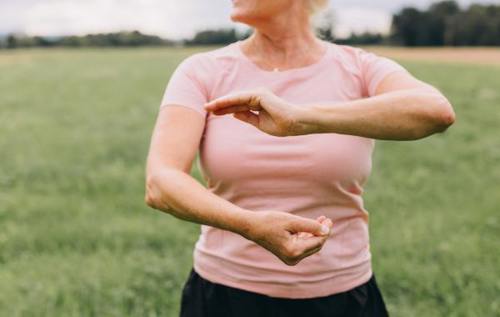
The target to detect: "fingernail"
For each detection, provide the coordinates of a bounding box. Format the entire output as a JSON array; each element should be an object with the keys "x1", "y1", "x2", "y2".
[{"x1": 320, "y1": 225, "x2": 330, "y2": 235}]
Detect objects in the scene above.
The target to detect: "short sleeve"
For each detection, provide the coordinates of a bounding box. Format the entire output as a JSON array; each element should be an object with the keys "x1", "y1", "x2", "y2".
[
  {"x1": 160, "y1": 55, "x2": 208, "y2": 117},
  {"x1": 358, "y1": 49, "x2": 410, "y2": 97}
]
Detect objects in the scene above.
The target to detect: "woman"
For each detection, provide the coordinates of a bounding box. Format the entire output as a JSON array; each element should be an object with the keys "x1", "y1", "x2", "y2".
[{"x1": 145, "y1": 0, "x2": 456, "y2": 316}]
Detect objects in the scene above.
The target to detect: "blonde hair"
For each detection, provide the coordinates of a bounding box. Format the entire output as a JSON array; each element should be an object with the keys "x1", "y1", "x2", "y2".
[{"x1": 307, "y1": 0, "x2": 329, "y2": 15}]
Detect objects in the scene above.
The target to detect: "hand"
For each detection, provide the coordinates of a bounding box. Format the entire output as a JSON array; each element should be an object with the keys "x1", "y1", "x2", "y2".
[
  {"x1": 203, "y1": 87, "x2": 306, "y2": 137},
  {"x1": 244, "y1": 210, "x2": 333, "y2": 266}
]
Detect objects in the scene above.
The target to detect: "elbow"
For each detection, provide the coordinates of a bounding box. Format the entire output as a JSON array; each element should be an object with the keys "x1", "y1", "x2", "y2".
[
  {"x1": 145, "y1": 171, "x2": 176, "y2": 212},
  {"x1": 144, "y1": 174, "x2": 162, "y2": 210},
  {"x1": 435, "y1": 104, "x2": 456, "y2": 133},
  {"x1": 144, "y1": 190, "x2": 156, "y2": 209},
  {"x1": 430, "y1": 94, "x2": 456, "y2": 133}
]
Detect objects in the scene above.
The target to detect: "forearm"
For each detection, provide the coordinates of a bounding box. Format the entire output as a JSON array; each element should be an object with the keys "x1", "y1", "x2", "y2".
[
  {"x1": 145, "y1": 167, "x2": 254, "y2": 239},
  {"x1": 295, "y1": 88, "x2": 455, "y2": 140}
]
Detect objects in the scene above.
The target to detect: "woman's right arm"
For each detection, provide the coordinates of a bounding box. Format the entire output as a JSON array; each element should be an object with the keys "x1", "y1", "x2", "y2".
[
  {"x1": 145, "y1": 105, "x2": 252, "y2": 233},
  {"x1": 144, "y1": 105, "x2": 333, "y2": 265}
]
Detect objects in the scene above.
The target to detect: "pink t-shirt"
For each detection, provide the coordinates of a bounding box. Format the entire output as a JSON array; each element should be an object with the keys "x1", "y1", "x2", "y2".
[{"x1": 160, "y1": 40, "x2": 409, "y2": 299}]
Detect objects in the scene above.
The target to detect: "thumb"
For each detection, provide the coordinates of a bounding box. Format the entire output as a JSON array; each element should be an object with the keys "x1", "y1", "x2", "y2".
[
  {"x1": 288, "y1": 218, "x2": 330, "y2": 236},
  {"x1": 233, "y1": 111, "x2": 259, "y2": 127}
]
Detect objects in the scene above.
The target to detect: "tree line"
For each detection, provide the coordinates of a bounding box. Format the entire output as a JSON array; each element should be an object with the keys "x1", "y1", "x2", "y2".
[
  {"x1": 1, "y1": 0, "x2": 499, "y2": 49},
  {"x1": 0, "y1": 31, "x2": 173, "y2": 49},
  {"x1": 390, "y1": 1, "x2": 500, "y2": 46}
]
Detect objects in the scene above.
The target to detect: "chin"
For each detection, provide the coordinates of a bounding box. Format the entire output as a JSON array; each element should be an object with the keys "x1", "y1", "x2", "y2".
[
  {"x1": 229, "y1": 10, "x2": 242, "y2": 22},
  {"x1": 231, "y1": 0, "x2": 266, "y2": 23},
  {"x1": 230, "y1": 11, "x2": 251, "y2": 24}
]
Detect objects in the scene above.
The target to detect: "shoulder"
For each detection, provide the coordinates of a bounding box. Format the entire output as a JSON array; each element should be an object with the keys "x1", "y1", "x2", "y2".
[
  {"x1": 329, "y1": 43, "x2": 407, "y2": 77},
  {"x1": 329, "y1": 43, "x2": 409, "y2": 97},
  {"x1": 328, "y1": 43, "x2": 381, "y2": 70},
  {"x1": 171, "y1": 43, "x2": 240, "y2": 100},
  {"x1": 176, "y1": 42, "x2": 239, "y2": 76}
]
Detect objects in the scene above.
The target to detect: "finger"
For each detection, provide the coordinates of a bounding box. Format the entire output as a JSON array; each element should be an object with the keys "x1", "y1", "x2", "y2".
[
  {"x1": 204, "y1": 92, "x2": 262, "y2": 112},
  {"x1": 233, "y1": 110, "x2": 259, "y2": 127},
  {"x1": 324, "y1": 218, "x2": 334, "y2": 231},
  {"x1": 299, "y1": 243, "x2": 324, "y2": 259},
  {"x1": 287, "y1": 218, "x2": 330, "y2": 236},
  {"x1": 295, "y1": 235, "x2": 326, "y2": 254},
  {"x1": 297, "y1": 232, "x2": 308, "y2": 239},
  {"x1": 298, "y1": 232, "x2": 313, "y2": 239},
  {"x1": 318, "y1": 217, "x2": 333, "y2": 231},
  {"x1": 316, "y1": 215, "x2": 326, "y2": 222},
  {"x1": 213, "y1": 105, "x2": 251, "y2": 115}
]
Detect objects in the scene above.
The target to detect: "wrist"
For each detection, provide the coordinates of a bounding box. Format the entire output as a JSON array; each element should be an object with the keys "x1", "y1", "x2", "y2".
[
  {"x1": 227, "y1": 208, "x2": 260, "y2": 241},
  {"x1": 292, "y1": 105, "x2": 325, "y2": 135}
]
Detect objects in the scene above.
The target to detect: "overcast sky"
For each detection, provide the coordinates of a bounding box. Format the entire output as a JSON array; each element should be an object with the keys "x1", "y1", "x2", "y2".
[{"x1": 1, "y1": 0, "x2": 498, "y2": 39}]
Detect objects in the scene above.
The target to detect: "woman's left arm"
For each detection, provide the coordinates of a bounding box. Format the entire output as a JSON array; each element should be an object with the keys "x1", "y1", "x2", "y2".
[
  {"x1": 295, "y1": 71, "x2": 456, "y2": 140},
  {"x1": 204, "y1": 70, "x2": 456, "y2": 140}
]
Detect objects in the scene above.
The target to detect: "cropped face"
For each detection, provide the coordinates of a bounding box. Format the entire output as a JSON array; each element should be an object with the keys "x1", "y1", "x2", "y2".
[{"x1": 230, "y1": 0, "x2": 303, "y2": 24}]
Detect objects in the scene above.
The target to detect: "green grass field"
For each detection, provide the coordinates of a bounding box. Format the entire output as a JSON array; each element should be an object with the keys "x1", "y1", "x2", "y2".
[{"x1": 0, "y1": 46, "x2": 499, "y2": 317}]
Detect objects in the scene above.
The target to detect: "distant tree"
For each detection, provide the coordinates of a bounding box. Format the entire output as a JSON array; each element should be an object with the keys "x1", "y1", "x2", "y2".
[
  {"x1": 17, "y1": 36, "x2": 38, "y2": 47},
  {"x1": 238, "y1": 28, "x2": 254, "y2": 40},
  {"x1": 0, "y1": 31, "x2": 174, "y2": 49},
  {"x1": 314, "y1": 8, "x2": 335, "y2": 42},
  {"x1": 336, "y1": 32, "x2": 384, "y2": 45},
  {"x1": 446, "y1": 4, "x2": 500, "y2": 45},
  {"x1": 33, "y1": 36, "x2": 57, "y2": 47},
  {"x1": 426, "y1": 0, "x2": 460, "y2": 45},
  {"x1": 186, "y1": 28, "x2": 239, "y2": 45},
  {"x1": 6, "y1": 35, "x2": 16, "y2": 49},
  {"x1": 391, "y1": 0, "x2": 500, "y2": 46},
  {"x1": 390, "y1": 7, "x2": 424, "y2": 46},
  {"x1": 76, "y1": 31, "x2": 166, "y2": 47},
  {"x1": 59, "y1": 36, "x2": 83, "y2": 47}
]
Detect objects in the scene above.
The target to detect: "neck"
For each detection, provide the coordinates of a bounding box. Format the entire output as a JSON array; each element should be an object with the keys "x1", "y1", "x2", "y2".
[{"x1": 241, "y1": 5, "x2": 322, "y2": 62}]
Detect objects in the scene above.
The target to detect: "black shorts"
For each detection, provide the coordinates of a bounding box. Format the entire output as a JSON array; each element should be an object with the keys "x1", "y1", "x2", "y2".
[{"x1": 179, "y1": 267, "x2": 390, "y2": 317}]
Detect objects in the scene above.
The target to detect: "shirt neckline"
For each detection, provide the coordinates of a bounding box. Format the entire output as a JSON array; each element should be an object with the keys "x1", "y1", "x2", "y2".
[{"x1": 233, "y1": 40, "x2": 332, "y2": 75}]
